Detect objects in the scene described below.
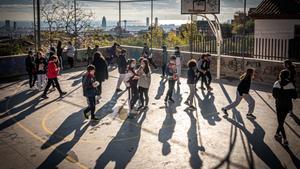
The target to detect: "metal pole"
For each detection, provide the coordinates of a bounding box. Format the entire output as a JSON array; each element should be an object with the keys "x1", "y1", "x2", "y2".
[
  {"x1": 37, "y1": 0, "x2": 41, "y2": 49},
  {"x1": 190, "y1": 14, "x2": 193, "y2": 59},
  {"x1": 33, "y1": 0, "x2": 37, "y2": 52},
  {"x1": 150, "y1": 0, "x2": 153, "y2": 50},
  {"x1": 74, "y1": 0, "x2": 77, "y2": 45},
  {"x1": 118, "y1": 0, "x2": 121, "y2": 43},
  {"x1": 242, "y1": 0, "x2": 246, "y2": 71}
]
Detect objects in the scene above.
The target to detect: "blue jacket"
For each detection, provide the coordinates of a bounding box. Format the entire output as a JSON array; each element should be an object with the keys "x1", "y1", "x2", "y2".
[{"x1": 82, "y1": 73, "x2": 97, "y2": 97}]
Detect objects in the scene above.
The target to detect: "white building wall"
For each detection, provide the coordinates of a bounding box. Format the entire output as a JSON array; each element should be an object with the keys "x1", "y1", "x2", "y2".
[{"x1": 254, "y1": 19, "x2": 300, "y2": 59}]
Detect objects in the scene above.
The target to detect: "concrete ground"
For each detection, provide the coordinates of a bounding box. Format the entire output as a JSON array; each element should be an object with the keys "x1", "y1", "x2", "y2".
[{"x1": 0, "y1": 67, "x2": 299, "y2": 169}]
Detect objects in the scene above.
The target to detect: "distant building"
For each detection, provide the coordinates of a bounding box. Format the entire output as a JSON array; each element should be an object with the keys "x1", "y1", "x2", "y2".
[
  {"x1": 146, "y1": 17, "x2": 149, "y2": 27},
  {"x1": 196, "y1": 20, "x2": 214, "y2": 37},
  {"x1": 249, "y1": 0, "x2": 300, "y2": 60},
  {"x1": 231, "y1": 11, "x2": 250, "y2": 26},
  {"x1": 102, "y1": 16, "x2": 107, "y2": 29},
  {"x1": 13, "y1": 21, "x2": 17, "y2": 31},
  {"x1": 5, "y1": 20, "x2": 10, "y2": 31},
  {"x1": 155, "y1": 17, "x2": 158, "y2": 27}
]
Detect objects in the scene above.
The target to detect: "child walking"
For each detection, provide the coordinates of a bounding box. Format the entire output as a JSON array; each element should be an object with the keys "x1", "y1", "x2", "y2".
[
  {"x1": 164, "y1": 56, "x2": 177, "y2": 103},
  {"x1": 184, "y1": 59, "x2": 197, "y2": 110},
  {"x1": 82, "y1": 65, "x2": 100, "y2": 120},
  {"x1": 174, "y1": 46, "x2": 181, "y2": 84},
  {"x1": 41, "y1": 56, "x2": 67, "y2": 99},
  {"x1": 137, "y1": 59, "x2": 151, "y2": 110},
  {"x1": 161, "y1": 45, "x2": 168, "y2": 78},
  {"x1": 273, "y1": 70, "x2": 297, "y2": 146},
  {"x1": 221, "y1": 68, "x2": 256, "y2": 119},
  {"x1": 124, "y1": 59, "x2": 139, "y2": 118},
  {"x1": 116, "y1": 49, "x2": 128, "y2": 92},
  {"x1": 35, "y1": 51, "x2": 47, "y2": 91},
  {"x1": 197, "y1": 53, "x2": 213, "y2": 91},
  {"x1": 25, "y1": 50, "x2": 37, "y2": 89}
]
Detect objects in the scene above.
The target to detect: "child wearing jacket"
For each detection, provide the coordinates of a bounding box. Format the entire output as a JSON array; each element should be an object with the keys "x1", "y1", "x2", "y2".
[
  {"x1": 116, "y1": 49, "x2": 128, "y2": 92},
  {"x1": 197, "y1": 53, "x2": 213, "y2": 91},
  {"x1": 164, "y1": 56, "x2": 178, "y2": 103},
  {"x1": 124, "y1": 59, "x2": 139, "y2": 118},
  {"x1": 161, "y1": 45, "x2": 168, "y2": 78},
  {"x1": 184, "y1": 59, "x2": 197, "y2": 110},
  {"x1": 137, "y1": 59, "x2": 151, "y2": 110},
  {"x1": 222, "y1": 68, "x2": 256, "y2": 119},
  {"x1": 82, "y1": 65, "x2": 99, "y2": 120},
  {"x1": 25, "y1": 50, "x2": 37, "y2": 89},
  {"x1": 273, "y1": 70, "x2": 297, "y2": 146},
  {"x1": 41, "y1": 55, "x2": 67, "y2": 99},
  {"x1": 36, "y1": 51, "x2": 47, "y2": 91}
]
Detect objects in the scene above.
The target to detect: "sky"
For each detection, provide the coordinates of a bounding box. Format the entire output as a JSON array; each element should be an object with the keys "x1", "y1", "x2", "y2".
[{"x1": 0, "y1": 0, "x2": 263, "y2": 25}]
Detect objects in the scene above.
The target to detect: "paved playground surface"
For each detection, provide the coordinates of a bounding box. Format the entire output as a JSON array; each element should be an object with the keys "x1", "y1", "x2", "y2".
[{"x1": 0, "y1": 67, "x2": 299, "y2": 169}]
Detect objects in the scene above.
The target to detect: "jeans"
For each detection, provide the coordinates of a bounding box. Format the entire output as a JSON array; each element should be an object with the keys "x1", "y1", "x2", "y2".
[
  {"x1": 186, "y1": 84, "x2": 196, "y2": 105},
  {"x1": 28, "y1": 72, "x2": 37, "y2": 88},
  {"x1": 276, "y1": 111, "x2": 288, "y2": 140},
  {"x1": 43, "y1": 78, "x2": 63, "y2": 95},
  {"x1": 129, "y1": 86, "x2": 139, "y2": 110},
  {"x1": 201, "y1": 71, "x2": 212, "y2": 88},
  {"x1": 224, "y1": 91, "x2": 255, "y2": 114},
  {"x1": 96, "y1": 81, "x2": 102, "y2": 96},
  {"x1": 84, "y1": 96, "x2": 96, "y2": 118},
  {"x1": 176, "y1": 65, "x2": 181, "y2": 82},
  {"x1": 162, "y1": 64, "x2": 167, "y2": 77},
  {"x1": 139, "y1": 87, "x2": 149, "y2": 106},
  {"x1": 37, "y1": 74, "x2": 46, "y2": 90},
  {"x1": 116, "y1": 74, "x2": 126, "y2": 90},
  {"x1": 68, "y1": 57, "x2": 74, "y2": 68},
  {"x1": 165, "y1": 79, "x2": 176, "y2": 100}
]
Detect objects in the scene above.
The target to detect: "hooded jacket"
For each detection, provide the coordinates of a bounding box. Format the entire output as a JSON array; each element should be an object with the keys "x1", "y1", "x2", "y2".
[{"x1": 272, "y1": 80, "x2": 297, "y2": 112}]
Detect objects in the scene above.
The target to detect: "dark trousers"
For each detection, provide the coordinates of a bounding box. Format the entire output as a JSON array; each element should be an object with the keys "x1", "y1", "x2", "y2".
[
  {"x1": 162, "y1": 64, "x2": 167, "y2": 77},
  {"x1": 129, "y1": 86, "x2": 139, "y2": 110},
  {"x1": 201, "y1": 71, "x2": 212, "y2": 88},
  {"x1": 84, "y1": 96, "x2": 96, "y2": 118},
  {"x1": 28, "y1": 72, "x2": 37, "y2": 88},
  {"x1": 43, "y1": 78, "x2": 63, "y2": 95},
  {"x1": 147, "y1": 58, "x2": 157, "y2": 69},
  {"x1": 139, "y1": 87, "x2": 149, "y2": 106},
  {"x1": 96, "y1": 81, "x2": 102, "y2": 96},
  {"x1": 276, "y1": 111, "x2": 288, "y2": 139},
  {"x1": 165, "y1": 79, "x2": 175, "y2": 100},
  {"x1": 68, "y1": 57, "x2": 74, "y2": 68}
]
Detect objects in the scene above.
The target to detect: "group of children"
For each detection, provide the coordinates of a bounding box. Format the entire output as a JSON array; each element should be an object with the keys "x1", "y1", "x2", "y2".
[
  {"x1": 25, "y1": 47, "x2": 67, "y2": 99},
  {"x1": 44, "y1": 43, "x2": 296, "y2": 147}
]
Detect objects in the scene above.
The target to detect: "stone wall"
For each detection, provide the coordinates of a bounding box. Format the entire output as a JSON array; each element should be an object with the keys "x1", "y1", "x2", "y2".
[{"x1": 0, "y1": 45, "x2": 299, "y2": 87}]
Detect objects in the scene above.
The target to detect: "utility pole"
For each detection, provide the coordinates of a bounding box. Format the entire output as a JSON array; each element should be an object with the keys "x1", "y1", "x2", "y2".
[
  {"x1": 118, "y1": 0, "x2": 121, "y2": 43},
  {"x1": 33, "y1": 0, "x2": 37, "y2": 52},
  {"x1": 74, "y1": 0, "x2": 77, "y2": 46},
  {"x1": 242, "y1": 0, "x2": 246, "y2": 71},
  {"x1": 37, "y1": 0, "x2": 41, "y2": 49},
  {"x1": 150, "y1": 0, "x2": 153, "y2": 50}
]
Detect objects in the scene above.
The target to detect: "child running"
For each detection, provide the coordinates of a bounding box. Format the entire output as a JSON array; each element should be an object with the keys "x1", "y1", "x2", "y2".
[
  {"x1": 273, "y1": 70, "x2": 297, "y2": 146},
  {"x1": 82, "y1": 65, "x2": 100, "y2": 120},
  {"x1": 184, "y1": 59, "x2": 197, "y2": 110},
  {"x1": 124, "y1": 59, "x2": 139, "y2": 118},
  {"x1": 164, "y1": 56, "x2": 178, "y2": 103},
  {"x1": 221, "y1": 68, "x2": 256, "y2": 119},
  {"x1": 137, "y1": 59, "x2": 151, "y2": 110},
  {"x1": 41, "y1": 55, "x2": 67, "y2": 99}
]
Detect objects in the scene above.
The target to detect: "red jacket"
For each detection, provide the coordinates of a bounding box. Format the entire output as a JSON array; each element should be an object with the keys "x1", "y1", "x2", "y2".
[{"x1": 47, "y1": 61, "x2": 58, "y2": 79}]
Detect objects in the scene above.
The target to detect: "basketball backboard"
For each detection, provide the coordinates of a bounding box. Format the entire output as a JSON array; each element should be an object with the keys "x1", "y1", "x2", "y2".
[{"x1": 181, "y1": 0, "x2": 220, "y2": 14}]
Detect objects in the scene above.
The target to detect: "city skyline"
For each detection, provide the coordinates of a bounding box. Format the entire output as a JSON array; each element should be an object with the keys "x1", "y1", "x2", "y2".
[{"x1": 0, "y1": 0, "x2": 262, "y2": 24}]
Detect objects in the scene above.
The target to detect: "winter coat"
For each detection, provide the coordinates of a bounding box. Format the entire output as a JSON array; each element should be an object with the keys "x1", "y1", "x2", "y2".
[
  {"x1": 35, "y1": 57, "x2": 47, "y2": 74},
  {"x1": 272, "y1": 80, "x2": 297, "y2": 112},
  {"x1": 82, "y1": 73, "x2": 97, "y2": 97},
  {"x1": 116, "y1": 54, "x2": 127, "y2": 74},
  {"x1": 47, "y1": 61, "x2": 59, "y2": 79},
  {"x1": 92, "y1": 58, "x2": 108, "y2": 82},
  {"x1": 237, "y1": 77, "x2": 252, "y2": 96},
  {"x1": 137, "y1": 67, "x2": 151, "y2": 89}
]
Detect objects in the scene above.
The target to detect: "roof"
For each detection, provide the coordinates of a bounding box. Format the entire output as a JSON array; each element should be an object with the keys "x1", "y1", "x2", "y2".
[{"x1": 249, "y1": 0, "x2": 300, "y2": 19}]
